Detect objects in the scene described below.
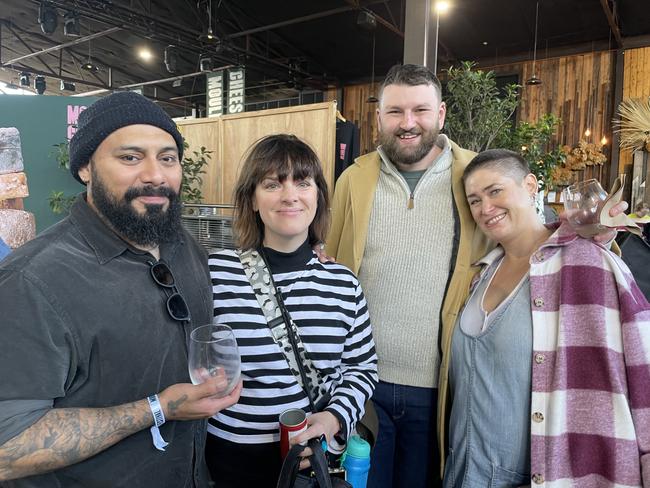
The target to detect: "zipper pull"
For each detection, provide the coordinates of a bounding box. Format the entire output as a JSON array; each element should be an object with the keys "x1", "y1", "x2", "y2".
[{"x1": 407, "y1": 193, "x2": 414, "y2": 209}]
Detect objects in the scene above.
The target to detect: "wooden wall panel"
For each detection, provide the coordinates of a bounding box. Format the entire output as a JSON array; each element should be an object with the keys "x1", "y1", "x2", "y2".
[
  {"x1": 619, "y1": 46, "x2": 650, "y2": 172},
  {"x1": 220, "y1": 103, "x2": 337, "y2": 203},
  {"x1": 176, "y1": 118, "x2": 222, "y2": 203},
  {"x1": 177, "y1": 102, "x2": 337, "y2": 204}
]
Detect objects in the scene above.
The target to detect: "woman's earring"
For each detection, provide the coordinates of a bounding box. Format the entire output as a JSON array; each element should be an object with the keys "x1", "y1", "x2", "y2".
[{"x1": 530, "y1": 194, "x2": 536, "y2": 206}]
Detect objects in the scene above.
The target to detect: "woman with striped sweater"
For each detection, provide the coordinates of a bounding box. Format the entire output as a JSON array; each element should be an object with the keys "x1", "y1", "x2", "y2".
[
  {"x1": 205, "y1": 134, "x2": 378, "y2": 487},
  {"x1": 442, "y1": 149, "x2": 650, "y2": 487}
]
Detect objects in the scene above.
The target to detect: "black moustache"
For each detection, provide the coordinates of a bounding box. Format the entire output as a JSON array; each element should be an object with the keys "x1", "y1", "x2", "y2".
[{"x1": 124, "y1": 186, "x2": 177, "y2": 202}]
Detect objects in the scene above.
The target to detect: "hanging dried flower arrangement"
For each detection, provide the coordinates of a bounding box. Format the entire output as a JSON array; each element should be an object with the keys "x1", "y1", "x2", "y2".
[{"x1": 614, "y1": 97, "x2": 650, "y2": 152}]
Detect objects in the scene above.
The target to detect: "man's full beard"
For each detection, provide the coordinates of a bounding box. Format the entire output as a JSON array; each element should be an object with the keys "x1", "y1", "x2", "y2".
[
  {"x1": 378, "y1": 125, "x2": 440, "y2": 167},
  {"x1": 91, "y1": 167, "x2": 182, "y2": 247}
]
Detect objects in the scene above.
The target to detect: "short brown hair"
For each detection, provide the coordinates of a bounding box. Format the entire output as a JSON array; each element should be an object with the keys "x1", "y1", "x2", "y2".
[
  {"x1": 379, "y1": 64, "x2": 443, "y2": 102},
  {"x1": 463, "y1": 148, "x2": 531, "y2": 184},
  {"x1": 233, "y1": 134, "x2": 330, "y2": 250}
]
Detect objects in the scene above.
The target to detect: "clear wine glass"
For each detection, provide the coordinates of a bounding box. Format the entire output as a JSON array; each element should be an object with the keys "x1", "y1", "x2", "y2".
[
  {"x1": 562, "y1": 179, "x2": 608, "y2": 237},
  {"x1": 188, "y1": 324, "x2": 241, "y2": 397}
]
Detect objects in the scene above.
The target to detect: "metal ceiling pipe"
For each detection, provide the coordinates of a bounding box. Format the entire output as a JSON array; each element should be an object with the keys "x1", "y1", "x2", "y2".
[
  {"x1": 403, "y1": 0, "x2": 436, "y2": 69},
  {"x1": 2, "y1": 27, "x2": 122, "y2": 66}
]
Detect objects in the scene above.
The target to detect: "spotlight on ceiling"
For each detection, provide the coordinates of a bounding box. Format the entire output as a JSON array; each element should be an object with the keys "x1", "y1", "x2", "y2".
[
  {"x1": 199, "y1": 28, "x2": 218, "y2": 44},
  {"x1": 60, "y1": 80, "x2": 76, "y2": 92},
  {"x1": 19, "y1": 72, "x2": 31, "y2": 87},
  {"x1": 34, "y1": 75, "x2": 47, "y2": 95},
  {"x1": 164, "y1": 45, "x2": 179, "y2": 73},
  {"x1": 199, "y1": 55, "x2": 212, "y2": 72},
  {"x1": 81, "y1": 61, "x2": 99, "y2": 73},
  {"x1": 38, "y1": 2, "x2": 58, "y2": 35},
  {"x1": 138, "y1": 47, "x2": 154, "y2": 62},
  {"x1": 356, "y1": 10, "x2": 377, "y2": 31},
  {"x1": 63, "y1": 11, "x2": 80, "y2": 36}
]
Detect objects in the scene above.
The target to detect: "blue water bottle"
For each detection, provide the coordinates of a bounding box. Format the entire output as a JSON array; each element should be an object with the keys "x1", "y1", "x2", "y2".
[{"x1": 342, "y1": 435, "x2": 371, "y2": 488}]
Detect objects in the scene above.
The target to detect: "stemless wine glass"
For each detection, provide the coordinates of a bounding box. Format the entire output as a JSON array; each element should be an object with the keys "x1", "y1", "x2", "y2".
[
  {"x1": 562, "y1": 179, "x2": 608, "y2": 237},
  {"x1": 188, "y1": 324, "x2": 241, "y2": 397}
]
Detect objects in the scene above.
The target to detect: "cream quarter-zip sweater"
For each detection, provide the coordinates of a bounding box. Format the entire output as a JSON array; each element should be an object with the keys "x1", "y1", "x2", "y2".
[{"x1": 357, "y1": 136, "x2": 455, "y2": 388}]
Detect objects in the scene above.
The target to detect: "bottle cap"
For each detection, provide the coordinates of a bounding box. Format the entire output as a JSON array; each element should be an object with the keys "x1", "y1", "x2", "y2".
[{"x1": 346, "y1": 435, "x2": 370, "y2": 458}]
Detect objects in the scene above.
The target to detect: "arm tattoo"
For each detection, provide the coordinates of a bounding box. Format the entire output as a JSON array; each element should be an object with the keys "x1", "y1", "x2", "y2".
[{"x1": 0, "y1": 400, "x2": 153, "y2": 481}]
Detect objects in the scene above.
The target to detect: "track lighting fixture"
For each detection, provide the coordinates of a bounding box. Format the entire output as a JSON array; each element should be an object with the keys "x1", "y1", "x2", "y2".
[
  {"x1": 63, "y1": 11, "x2": 80, "y2": 37},
  {"x1": 34, "y1": 76, "x2": 47, "y2": 95},
  {"x1": 199, "y1": 55, "x2": 213, "y2": 72},
  {"x1": 19, "y1": 72, "x2": 30, "y2": 87},
  {"x1": 38, "y1": 2, "x2": 58, "y2": 35},
  {"x1": 164, "y1": 45, "x2": 179, "y2": 74},
  {"x1": 60, "y1": 80, "x2": 76, "y2": 91}
]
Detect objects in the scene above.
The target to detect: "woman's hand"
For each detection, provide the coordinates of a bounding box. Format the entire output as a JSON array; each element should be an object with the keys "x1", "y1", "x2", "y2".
[
  {"x1": 312, "y1": 243, "x2": 335, "y2": 264},
  {"x1": 290, "y1": 411, "x2": 340, "y2": 470}
]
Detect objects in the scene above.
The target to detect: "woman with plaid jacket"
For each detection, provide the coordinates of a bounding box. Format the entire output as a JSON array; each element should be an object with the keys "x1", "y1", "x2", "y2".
[{"x1": 442, "y1": 149, "x2": 650, "y2": 487}]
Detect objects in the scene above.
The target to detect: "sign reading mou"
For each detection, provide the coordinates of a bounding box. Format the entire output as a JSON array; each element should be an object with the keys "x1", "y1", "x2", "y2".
[{"x1": 206, "y1": 71, "x2": 224, "y2": 117}]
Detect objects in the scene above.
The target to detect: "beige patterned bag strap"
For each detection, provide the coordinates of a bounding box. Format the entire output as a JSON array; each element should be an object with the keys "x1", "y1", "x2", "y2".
[{"x1": 238, "y1": 249, "x2": 329, "y2": 410}]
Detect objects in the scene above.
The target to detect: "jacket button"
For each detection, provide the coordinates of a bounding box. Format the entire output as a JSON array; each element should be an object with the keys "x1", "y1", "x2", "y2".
[
  {"x1": 534, "y1": 297, "x2": 545, "y2": 307},
  {"x1": 535, "y1": 353, "x2": 545, "y2": 364},
  {"x1": 532, "y1": 412, "x2": 545, "y2": 423},
  {"x1": 532, "y1": 473, "x2": 545, "y2": 484},
  {"x1": 534, "y1": 252, "x2": 544, "y2": 261}
]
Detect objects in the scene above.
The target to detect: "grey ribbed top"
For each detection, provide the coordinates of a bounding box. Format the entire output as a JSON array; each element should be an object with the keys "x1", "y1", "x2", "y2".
[{"x1": 358, "y1": 136, "x2": 455, "y2": 388}]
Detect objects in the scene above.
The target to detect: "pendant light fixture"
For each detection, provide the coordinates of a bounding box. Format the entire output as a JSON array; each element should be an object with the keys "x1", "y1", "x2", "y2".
[
  {"x1": 81, "y1": 39, "x2": 99, "y2": 73},
  {"x1": 367, "y1": 30, "x2": 378, "y2": 103},
  {"x1": 199, "y1": 0, "x2": 217, "y2": 44},
  {"x1": 525, "y1": 1, "x2": 542, "y2": 86}
]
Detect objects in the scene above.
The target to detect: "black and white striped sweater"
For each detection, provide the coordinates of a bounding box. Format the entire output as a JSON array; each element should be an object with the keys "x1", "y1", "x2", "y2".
[{"x1": 207, "y1": 243, "x2": 378, "y2": 444}]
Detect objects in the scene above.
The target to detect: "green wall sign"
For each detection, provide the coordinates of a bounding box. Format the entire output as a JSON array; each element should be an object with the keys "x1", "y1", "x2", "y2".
[{"x1": 0, "y1": 94, "x2": 97, "y2": 232}]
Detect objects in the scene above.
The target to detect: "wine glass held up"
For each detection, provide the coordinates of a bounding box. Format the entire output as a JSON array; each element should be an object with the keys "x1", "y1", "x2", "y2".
[
  {"x1": 188, "y1": 324, "x2": 241, "y2": 398},
  {"x1": 562, "y1": 179, "x2": 609, "y2": 238}
]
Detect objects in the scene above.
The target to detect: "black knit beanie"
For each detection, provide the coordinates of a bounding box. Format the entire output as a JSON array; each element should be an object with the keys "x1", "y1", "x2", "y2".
[{"x1": 69, "y1": 91, "x2": 185, "y2": 184}]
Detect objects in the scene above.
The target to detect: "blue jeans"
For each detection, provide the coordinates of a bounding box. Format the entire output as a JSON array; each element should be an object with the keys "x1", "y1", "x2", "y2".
[{"x1": 367, "y1": 381, "x2": 440, "y2": 488}]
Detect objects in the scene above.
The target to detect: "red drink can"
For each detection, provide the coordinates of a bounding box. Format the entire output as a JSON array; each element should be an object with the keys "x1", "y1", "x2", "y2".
[{"x1": 279, "y1": 408, "x2": 308, "y2": 458}]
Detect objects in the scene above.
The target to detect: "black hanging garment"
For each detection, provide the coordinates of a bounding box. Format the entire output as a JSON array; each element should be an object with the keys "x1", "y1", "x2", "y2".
[{"x1": 335, "y1": 120, "x2": 360, "y2": 182}]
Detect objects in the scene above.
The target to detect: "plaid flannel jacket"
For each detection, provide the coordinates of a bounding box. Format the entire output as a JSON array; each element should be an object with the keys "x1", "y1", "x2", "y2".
[{"x1": 476, "y1": 223, "x2": 650, "y2": 487}]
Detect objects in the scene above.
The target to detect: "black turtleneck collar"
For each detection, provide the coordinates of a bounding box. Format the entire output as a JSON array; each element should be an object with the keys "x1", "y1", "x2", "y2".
[{"x1": 259, "y1": 239, "x2": 313, "y2": 274}]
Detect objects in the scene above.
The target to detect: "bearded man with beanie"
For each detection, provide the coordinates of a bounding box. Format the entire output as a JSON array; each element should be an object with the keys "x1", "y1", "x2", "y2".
[{"x1": 0, "y1": 91, "x2": 241, "y2": 487}]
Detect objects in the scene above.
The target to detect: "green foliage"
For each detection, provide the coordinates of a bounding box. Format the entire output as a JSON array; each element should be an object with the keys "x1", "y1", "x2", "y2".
[
  {"x1": 444, "y1": 61, "x2": 565, "y2": 191},
  {"x1": 49, "y1": 142, "x2": 74, "y2": 214},
  {"x1": 52, "y1": 141, "x2": 70, "y2": 170},
  {"x1": 48, "y1": 191, "x2": 76, "y2": 214},
  {"x1": 495, "y1": 114, "x2": 566, "y2": 191},
  {"x1": 444, "y1": 61, "x2": 520, "y2": 152},
  {"x1": 181, "y1": 141, "x2": 212, "y2": 203}
]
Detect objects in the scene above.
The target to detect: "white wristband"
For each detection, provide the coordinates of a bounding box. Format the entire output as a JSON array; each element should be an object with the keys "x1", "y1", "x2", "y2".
[{"x1": 147, "y1": 394, "x2": 169, "y2": 451}]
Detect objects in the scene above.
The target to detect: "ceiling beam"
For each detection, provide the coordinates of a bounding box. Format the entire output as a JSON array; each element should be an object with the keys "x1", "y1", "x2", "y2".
[
  {"x1": 2, "y1": 21, "x2": 57, "y2": 76},
  {"x1": 227, "y1": 6, "x2": 356, "y2": 39},
  {"x1": 599, "y1": 0, "x2": 623, "y2": 47},
  {"x1": 2, "y1": 27, "x2": 122, "y2": 66}
]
